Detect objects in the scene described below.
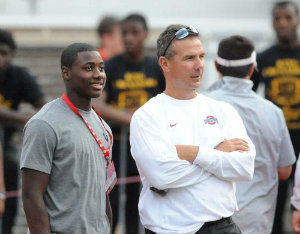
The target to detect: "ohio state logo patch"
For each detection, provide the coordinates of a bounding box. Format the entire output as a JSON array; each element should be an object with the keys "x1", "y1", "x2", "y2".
[{"x1": 204, "y1": 116, "x2": 218, "y2": 125}]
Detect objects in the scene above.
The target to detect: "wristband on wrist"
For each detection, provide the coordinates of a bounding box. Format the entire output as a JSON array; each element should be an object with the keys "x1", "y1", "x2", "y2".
[{"x1": 0, "y1": 190, "x2": 5, "y2": 200}]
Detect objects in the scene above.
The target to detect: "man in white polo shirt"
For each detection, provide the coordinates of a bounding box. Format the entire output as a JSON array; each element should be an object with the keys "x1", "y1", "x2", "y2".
[{"x1": 130, "y1": 24, "x2": 256, "y2": 234}]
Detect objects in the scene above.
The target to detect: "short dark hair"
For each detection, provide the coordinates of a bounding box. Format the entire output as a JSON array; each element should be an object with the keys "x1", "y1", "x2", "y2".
[
  {"x1": 272, "y1": 1, "x2": 299, "y2": 17},
  {"x1": 122, "y1": 13, "x2": 148, "y2": 32},
  {"x1": 97, "y1": 16, "x2": 120, "y2": 36},
  {"x1": 61, "y1": 43, "x2": 97, "y2": 68},
  {"x1": 216, "y1": 35, "x2": 255, "y2": 78},
  {"x1": 157, "y1": 24, "x2": 200, "y2": 59},
  {"x1": 0, "y1": 29, "x2": 16, "y2": 51}
]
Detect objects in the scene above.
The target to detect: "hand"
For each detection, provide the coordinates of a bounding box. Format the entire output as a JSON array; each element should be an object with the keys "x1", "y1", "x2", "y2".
[
  {"x1": 0, "y1": 198, "x2": 5, "y2": 216},
  {"x1": 292, "y1": 210, "x2": 300, "y2": 233},
  {"x1": 215, "y1": 138, "x2": 249, "y2": 152}
]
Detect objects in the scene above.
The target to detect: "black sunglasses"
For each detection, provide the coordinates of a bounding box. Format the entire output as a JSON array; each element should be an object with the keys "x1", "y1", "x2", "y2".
[{"x1": 162, "y1": 26, "x2": 198, "y2": 57}]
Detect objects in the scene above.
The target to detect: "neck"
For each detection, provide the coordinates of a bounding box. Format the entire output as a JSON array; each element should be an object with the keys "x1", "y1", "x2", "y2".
[
  {"x1": 278, "y1": 37, "x2": 300, "y2": 49},
  {"x1": 164, "y1": 88, "x2": 197, "y2": 100},
  {"x1": 124, "y1": 51, "x2": 144, "y2": 63},
  {"x1": 65, "y1": 91, "x2": 92, "y2": 111}
]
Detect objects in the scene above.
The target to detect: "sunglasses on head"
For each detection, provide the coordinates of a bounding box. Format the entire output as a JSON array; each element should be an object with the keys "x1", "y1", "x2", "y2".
[{"x1": 162, "y1": 26, "x2": 198, "y2": 57}]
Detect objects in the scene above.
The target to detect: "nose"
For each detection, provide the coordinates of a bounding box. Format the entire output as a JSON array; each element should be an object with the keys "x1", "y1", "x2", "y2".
[
  {"x1": 93, "y1": 67, "x2": 105, "y2": 80},
  {"x1": 123, "y1": 32, "x2": 134, "y2": 43},
  {"x1": 194, "y1": 57, "x2": 204, "y2": 70}
]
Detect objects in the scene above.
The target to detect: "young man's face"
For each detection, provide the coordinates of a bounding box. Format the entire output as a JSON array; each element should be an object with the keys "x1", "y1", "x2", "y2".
[
  {"x1": 166, "y1": 37, "x2": 205, "y2": 96},
  {"x1": 65, "y1": 51, "x2": 106, "y2": 99},
  {"x1": 122, "y1": 20, "x2": 147, "y2": 56},
  {"x1": 0, "y1": 44, "x2": 13, "y2": 73},
  {"x1": 273, "y1": 4, "x2": 299, "y2": 44}
]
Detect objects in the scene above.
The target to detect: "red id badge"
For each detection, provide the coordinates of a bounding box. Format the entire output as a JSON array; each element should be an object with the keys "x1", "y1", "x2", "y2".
[{"x1": 105, "y1": 161, "x2": 117, "y2": 195}]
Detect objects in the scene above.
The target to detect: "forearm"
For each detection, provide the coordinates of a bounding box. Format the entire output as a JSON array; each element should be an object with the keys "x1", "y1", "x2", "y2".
[
  {"x1": 92, "y1": 99, "x2": 131, "y2": 125},
  {"x1": 278, "y1": 166, "x2": 292, "y2": 180},
  {"x1": 22, "y1": 193, "x2": 51, "y2": 234},
  {"x1": 175, "y1": 145, "x2": 198, "y2": 163},
  {"x1": 0, "y1": 145, "x2": 5, "y2": 192},
  {"x1": 0, "y1": 108, "x2": 28, "y2": 126},
  {"x1": 100, "y1": 104, "x2": 132, "y2": 125},
  {"x1": 106, "y1": 195, "x2": 112, "y2": 234},
  {"x1": 176, "y1": 140, "x2": 255, "y2": 181}
]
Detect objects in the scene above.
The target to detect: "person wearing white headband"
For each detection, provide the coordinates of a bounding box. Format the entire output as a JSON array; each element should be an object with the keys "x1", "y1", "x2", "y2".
[{"x1": 205, "y1": 35, "x2": 296, "y2": 234}]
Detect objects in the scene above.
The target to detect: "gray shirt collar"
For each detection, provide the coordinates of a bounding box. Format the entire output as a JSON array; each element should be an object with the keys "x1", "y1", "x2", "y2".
[{"x1": 220, "y1": 76, "x2": 254, "y2": 93}]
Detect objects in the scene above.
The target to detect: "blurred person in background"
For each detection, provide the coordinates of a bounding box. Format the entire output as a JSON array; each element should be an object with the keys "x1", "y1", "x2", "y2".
[
  {"x1": 291, "y1": 155, "x2": 300, "y2": 234},
  {"x1": 93, "y1": 13, "x2": 165, "y2": 234},
  {"x1": 97, "y1": 16, "x2": 124, "y2": 62},
  {"x1": 0, "y1": 136, "x2": 6, "y2": 218},
  {"x1": 251, "y1": 2, "x2": 300, "y2": 233},
  {"x1": 206, "y1": 35, "x2": 296, "y2": 234},
  {"x1": 0, "y1": 29, "x2": 46, "y2": 234}
]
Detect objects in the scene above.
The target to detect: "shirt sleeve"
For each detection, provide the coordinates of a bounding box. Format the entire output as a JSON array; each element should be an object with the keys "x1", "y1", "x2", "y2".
[
  {"x1": 193, "y1": 103, "x2": 256, "y2": 182},
  {"x1": 291, "y1": 156, "x2": 300, "y2": 211},
  {"x1": 277, "y1": 110, "x2": 296, "y2": 167},
  {"x1": 20, "y1": 119, "x2": 56, "y2": 174},
  {"x1": 130, "y1": 110, "x2": 208, "y2": 190},
  {"x1": 19, "y1": 68, "x2": 45, "y2": 107}
]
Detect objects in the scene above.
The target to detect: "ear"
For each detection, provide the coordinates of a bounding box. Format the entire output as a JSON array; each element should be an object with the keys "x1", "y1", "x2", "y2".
[
  {"x1": 159, "y1": 56, "x2": 169, "y2": 73},
  {"x1": 61, "y1": 66, "x2": 71, "y2": 81},
  {"x1": 143, "y1": 30, "x2": 148, "y2": 40},
  {"x1": 214, "y1": 60, "x2": 224, "y2": 79},
  {"x1": 214, "y1": 60, "x2": 219, "y2": 72},
  {"x1": 246, "y1": 64, "x2": 255, "y2": 79}
]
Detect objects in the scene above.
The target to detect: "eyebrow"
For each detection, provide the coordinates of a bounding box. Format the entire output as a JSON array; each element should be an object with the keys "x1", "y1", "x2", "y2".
[{"x1": 83, "y1": 61, "x2": 104, "y2": 66}]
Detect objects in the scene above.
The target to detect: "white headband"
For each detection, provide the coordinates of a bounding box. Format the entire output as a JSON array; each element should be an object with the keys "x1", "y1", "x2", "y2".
[{"x1": 216, "y1": 51, "x2": 257, "y2": 67}]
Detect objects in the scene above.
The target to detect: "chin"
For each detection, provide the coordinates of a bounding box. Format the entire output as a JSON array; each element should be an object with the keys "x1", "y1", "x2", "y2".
[{"x1": 91, "y1": 91, "x2": 102, "y2": 99}]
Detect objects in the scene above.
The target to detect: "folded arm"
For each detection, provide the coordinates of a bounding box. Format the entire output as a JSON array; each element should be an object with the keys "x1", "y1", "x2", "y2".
[{"x1": 130, "y1": 112, "x2": 208, "y2": 190}]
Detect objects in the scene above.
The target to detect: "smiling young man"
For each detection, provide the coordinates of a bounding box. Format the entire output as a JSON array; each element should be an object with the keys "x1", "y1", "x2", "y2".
[
  {"x1": 250, "y1": 2, "x2": 300, "y2": 233},
  {"x1": 130, "y1": 24, "x2": 256, "y2": 234},
  {"x1": 20, "y1": 43, "x2": 113, "y2": 234}
]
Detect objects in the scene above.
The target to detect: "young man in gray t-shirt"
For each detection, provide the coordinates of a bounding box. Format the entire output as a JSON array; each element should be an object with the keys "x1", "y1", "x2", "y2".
[{"x1": 20, "y1": 43, "x2": 113, "y2": 234}]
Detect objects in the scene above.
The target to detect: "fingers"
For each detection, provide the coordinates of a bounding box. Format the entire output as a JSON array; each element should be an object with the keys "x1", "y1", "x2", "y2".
[{"x1": 215, "y1": 138, "x2": 249, "y2": 152}]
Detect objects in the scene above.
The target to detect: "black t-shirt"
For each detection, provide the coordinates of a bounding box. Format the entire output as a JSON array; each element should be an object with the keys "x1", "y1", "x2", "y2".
[
  {"x1": 0, "y1": 65, "x2": 45, "y2": 146},
  {"x1": 105, "y1": 53, "x2": 164, "y2": 115},
  {"x1": 251, "y1": 45, "x2": 300, "y2": 154}
]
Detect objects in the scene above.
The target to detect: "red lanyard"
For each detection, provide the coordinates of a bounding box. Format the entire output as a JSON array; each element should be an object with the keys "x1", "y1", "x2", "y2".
[{"x1": 62, "y1": 94, "x2": 112, "y2": 166}]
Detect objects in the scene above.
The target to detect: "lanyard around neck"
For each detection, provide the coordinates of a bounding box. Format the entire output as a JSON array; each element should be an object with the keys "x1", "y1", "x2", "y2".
[{"x1": 61, "y1": 94, "x2": 112, "y2": 166}]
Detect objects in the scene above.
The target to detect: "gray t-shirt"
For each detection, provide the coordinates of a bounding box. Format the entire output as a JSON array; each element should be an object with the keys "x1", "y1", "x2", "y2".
[
  {"x1": 20, "y1": 98, "x2": 111, "y2": 234},
  {"x1": 205, "y1": 77, "x2": 296, "y2": 234}
]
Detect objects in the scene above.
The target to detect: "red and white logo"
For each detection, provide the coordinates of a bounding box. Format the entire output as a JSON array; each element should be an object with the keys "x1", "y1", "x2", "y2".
[
  {"x1": 170, "y1": 123, "x2": 178, "y2": 127},
  {"x1": 204, "y1": 116, "x2": 218, "y2": 125}
]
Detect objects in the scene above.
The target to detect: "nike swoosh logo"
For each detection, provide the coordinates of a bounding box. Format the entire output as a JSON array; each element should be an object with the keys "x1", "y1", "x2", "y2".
[{"x1": 170, "y1": 123, "x2": 178, "y2": 127}]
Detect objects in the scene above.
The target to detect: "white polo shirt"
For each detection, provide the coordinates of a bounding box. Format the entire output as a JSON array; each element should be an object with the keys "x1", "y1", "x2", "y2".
[{"x1": 130, "y1": 93, "x2": 255, "y2": 234}]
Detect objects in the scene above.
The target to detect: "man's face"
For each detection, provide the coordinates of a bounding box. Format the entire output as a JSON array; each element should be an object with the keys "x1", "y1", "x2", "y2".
[
  {"x1": 66, "y1": 51, "x2": 106, "y2": 99},
  {"x1": 0, "y1": 44, "x2": 13, "y2": 73},
  {"x1": 166, "y1": 37, "x2": 205, "y2": 95},
  {"x1": 122, "y1": 21, "x2": 147, "y2": 56},
  {"x1": 273, "y1": 4, "x2": 299, "y2": 43}
]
